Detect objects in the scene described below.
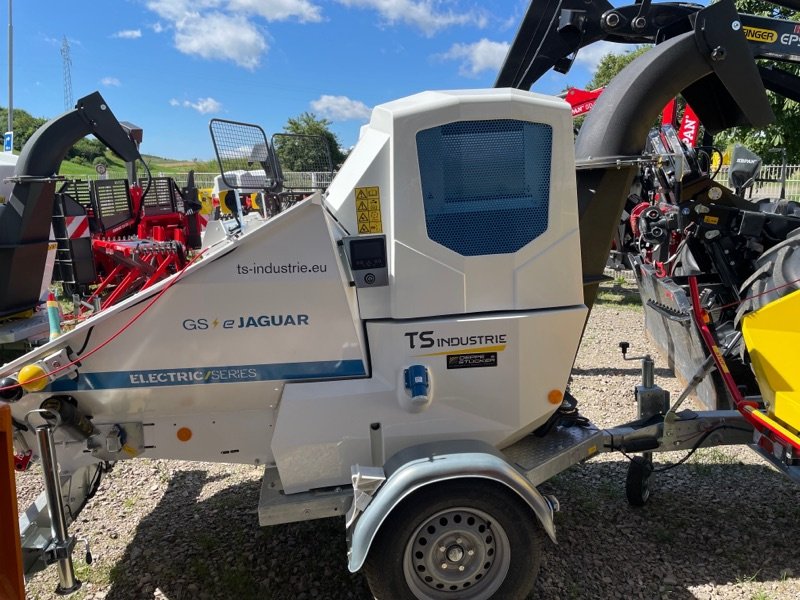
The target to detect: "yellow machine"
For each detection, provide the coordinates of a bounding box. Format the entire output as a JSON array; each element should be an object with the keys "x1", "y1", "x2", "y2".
[{"x1": 742, "y1": 289, "x2": 800, "y2": 435}]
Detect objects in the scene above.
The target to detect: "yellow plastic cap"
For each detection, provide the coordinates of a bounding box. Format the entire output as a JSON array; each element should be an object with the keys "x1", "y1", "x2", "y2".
[{"x1": 18, "y1": 364, "x2": 48, "y2": 392}]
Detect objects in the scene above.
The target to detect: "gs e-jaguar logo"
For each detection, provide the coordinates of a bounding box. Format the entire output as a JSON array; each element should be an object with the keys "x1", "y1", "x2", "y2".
[{"x1": 183, "y1": 314, "x2": 310, "y2": 331}]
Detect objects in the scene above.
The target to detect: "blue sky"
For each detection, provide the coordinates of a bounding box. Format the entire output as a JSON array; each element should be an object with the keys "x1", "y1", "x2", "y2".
[{"x1": 6, "y1": 1, "x2": 619, "y2": 159}]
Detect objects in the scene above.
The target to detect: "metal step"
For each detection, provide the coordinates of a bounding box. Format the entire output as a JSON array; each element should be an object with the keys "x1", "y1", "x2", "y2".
[
  {"x1": 502, "y1": 426, "x2": 605, "y2": 486},
  {"x1": 258, "y1": 466, "x2": 352, "y2": 526}
]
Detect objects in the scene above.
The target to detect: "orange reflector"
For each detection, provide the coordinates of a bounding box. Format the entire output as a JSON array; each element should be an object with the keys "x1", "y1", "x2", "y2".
[
  {"x1": 548, "y1": 389, "x2": 564, "y2": 405},
  {"x1": 176, "y1": 427, "x2": 192, "y2": 442},
  {"x1": 17, "y1": 364, "x2": 47, "y2": 392}
]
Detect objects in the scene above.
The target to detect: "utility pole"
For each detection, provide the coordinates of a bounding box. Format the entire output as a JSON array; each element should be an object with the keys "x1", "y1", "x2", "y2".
[
  {"x1": 6, "y1": 0, "x2": 14, "y2": 137},
  {"x1": 7, "y1": 0, "x2": 12, "y2": 136}
]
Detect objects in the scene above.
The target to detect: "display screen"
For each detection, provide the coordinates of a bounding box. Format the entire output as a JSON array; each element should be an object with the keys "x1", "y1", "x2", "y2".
[{"x1": 349, "y1": 237, "x2": 386, "y2": 270}]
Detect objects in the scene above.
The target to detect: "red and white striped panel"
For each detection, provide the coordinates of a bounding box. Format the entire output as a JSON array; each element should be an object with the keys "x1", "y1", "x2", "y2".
[{"x1": 65, "y1": 215, "x2": 90, "y2": 239}]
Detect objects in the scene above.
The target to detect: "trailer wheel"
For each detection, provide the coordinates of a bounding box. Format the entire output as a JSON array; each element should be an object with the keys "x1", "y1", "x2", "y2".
[
  {"x1": 363, "y1": 480, "x2": 543, "y2": 600},
  {"x1": 736, "y1": 227, "x2": 800, "y2": 319},
  {"x1": 625, "y1": 455, "x2": 654, "y2": 506}
]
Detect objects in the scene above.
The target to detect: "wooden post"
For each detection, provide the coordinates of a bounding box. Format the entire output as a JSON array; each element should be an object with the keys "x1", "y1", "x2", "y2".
[{"x1": 0, "y1": 403, "x2": 25, "y2": 600}]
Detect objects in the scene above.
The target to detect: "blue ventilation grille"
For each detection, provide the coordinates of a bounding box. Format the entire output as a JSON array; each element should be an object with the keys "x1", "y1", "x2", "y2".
[{"x1": 416, "y1": 120, "x2": 552, "y2": 256}]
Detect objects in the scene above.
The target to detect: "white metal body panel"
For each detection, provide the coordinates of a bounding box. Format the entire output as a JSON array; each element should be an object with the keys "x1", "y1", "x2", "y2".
[
  {"x1": 272, "y1": 306, "x2": 586, "y2": 493},
  {"x1": 3, "y1": 197, "x2": 366, "y2": 470},
  {"x1": 212, "y1": 170, "x2": 267, "y2": 195},
  {"x1": 325, "y1": 88, "x2": 582, "y2": 320},
  {"x1": 325, "y1": 129, "x2": 392, "y2": 318}
]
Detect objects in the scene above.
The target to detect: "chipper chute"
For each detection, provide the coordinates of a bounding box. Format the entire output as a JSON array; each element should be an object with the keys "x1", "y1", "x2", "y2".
[{"x1": 0, "y1": 92, "x2": 142, "y2": 317}]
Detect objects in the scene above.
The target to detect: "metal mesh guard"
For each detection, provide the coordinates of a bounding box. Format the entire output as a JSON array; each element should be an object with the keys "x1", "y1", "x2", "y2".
[
  {"x1": 92, "y1": 179, "x2": 133, "y2": 232},
  {"x1": 209, "y1": 118, "x2": 275, "y2": 191},
  {"x1": 142, "y1": 177, "x2": 183, "y2": 215},
  {"x1": 272, "y1": 133, "x2": 334, "y2": 191},
  {"x1": 58, "y1": 179, "x2": 93, "y2": 210},
  {"x1": 417, "y1": 119, "x2": 552, "y2": 257}
]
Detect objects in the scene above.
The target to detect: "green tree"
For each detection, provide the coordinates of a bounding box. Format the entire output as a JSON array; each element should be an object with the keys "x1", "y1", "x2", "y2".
[
  {"x1": 0, "y1": 107, "x2": 47, "y2": 151},
  {"x1": 279, "y1": 112, "x2": 346, "y2": 170},
  {"x1": 585, "y1": 46, "x2": 650, "y2": 90},
  {"x1": 67, "y1": 137, "x2": 107, "y2": 163},
  {"x1": 0, "y1": 106, "x2": 108, "y2": 161}
]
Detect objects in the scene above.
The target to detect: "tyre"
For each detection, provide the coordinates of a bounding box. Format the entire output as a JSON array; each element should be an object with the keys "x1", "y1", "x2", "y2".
[
  {"x1": 736, "y1": 227, "x2": 800, "y2": 320},
  {"x1": 625, "y1": 455, "x2": 654, "y2": 507},
  {"x1": 362, "y1": 480, "x2": 544, "y2": 600}
]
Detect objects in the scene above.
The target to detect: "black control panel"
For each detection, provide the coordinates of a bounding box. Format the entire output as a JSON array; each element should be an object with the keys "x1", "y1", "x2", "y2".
[{"x1": 343, "y1": 235, "x2": 389, "y2": 288}]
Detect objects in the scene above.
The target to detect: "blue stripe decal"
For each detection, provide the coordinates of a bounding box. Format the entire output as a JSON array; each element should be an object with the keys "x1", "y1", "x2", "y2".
[{"x1": 50, "y1": 360, "x2": 367, "y2": 392}]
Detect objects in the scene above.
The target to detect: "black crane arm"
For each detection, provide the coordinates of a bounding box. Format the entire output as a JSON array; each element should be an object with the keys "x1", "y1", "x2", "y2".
[{"x1": 497, "y1": 0, "x2": 800, "y2": 91}]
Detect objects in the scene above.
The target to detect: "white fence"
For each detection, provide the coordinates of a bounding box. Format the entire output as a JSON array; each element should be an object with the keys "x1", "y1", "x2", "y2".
[
  {"x1": 75, "y1": 164, "x2": 800, "y2": 199},
  {"x1": 80, "y1": 171, "x2": 220, "y2": 189},
  {"x1": 73, "y1": 171, "x2": 334, "y2": 191},
  {"x1": 714, "y1": 164, "x2": 800, "y2": 199}
]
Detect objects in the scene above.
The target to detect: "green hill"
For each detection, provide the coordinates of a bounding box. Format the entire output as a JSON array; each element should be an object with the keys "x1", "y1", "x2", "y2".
[
  {"x1": 58, "y1": 152, "x2": 218, "y2": 176},
  {"x1": 0, "y1": 107, "x2": 215, "y2": 176}
]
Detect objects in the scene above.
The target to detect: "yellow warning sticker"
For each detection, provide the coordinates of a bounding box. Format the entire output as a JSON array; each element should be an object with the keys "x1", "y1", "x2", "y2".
[
  {"x1": 703, "y1": 215, "x2": 719, "y2": 225},
  {"x1": 712, "y1": 345, "x2": 730, "y2": 374},
  {"x1": 743, "y1": 26, "x2": 777, "y2": 43},
  {"x1": 355, "y1": 186, "x2": 382, "y2": 234}
]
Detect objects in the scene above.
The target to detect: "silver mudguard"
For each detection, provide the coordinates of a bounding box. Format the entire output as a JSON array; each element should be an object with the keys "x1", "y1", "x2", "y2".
[{"x1": 347, "y1": 439, "x2": 557, "y2": 573}]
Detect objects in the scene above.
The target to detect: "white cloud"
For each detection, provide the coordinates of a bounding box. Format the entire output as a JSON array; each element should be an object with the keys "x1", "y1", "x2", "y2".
[
  {"x1": 573, "y1": 41, "x2": 621, "y2": 71},
  {"x1": 337, "y1": 0, "x2": 486, "y2": 36},
  {"x1": 175, "y1": 12, "x2": 267, "y2": 69},
  {"x1": 228, "y1": 0, "x2": 322, "y2": 22},
  {"x1": 439, "y1": 38, "x2": 509, "y2": 77},
  {"x1": 113, "y1": 29, "x2": 142, "y2": 39},
  {"x1": 190, "y1": 97, "x2": 223, "y2": 113},
  {"x1": 100, "y1": 77, "x2": 121, "y2": 87},
  {"x1": 147, "y1": 0, "x2": 220, "y2": 22},
  {"x1": 43, "y1": 34, "x2": 81, "y2": 46},
  {"x1": 145, "y1": 0, "x2": 323, "y2": 68},
  {"x1": 151, "y1": 22, "x2": 165, "y2": 33},
  {"x1": 311, "y1": 95, "x2": 371, "y2": 121},
  {"x1": 170, "y1": 97, "x2": 223, "y2": 114}
]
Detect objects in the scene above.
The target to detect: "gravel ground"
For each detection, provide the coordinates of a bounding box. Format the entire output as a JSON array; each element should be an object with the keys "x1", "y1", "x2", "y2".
[{"x1": 15, "y1": 297, "x2": 800, "y2": 600}]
